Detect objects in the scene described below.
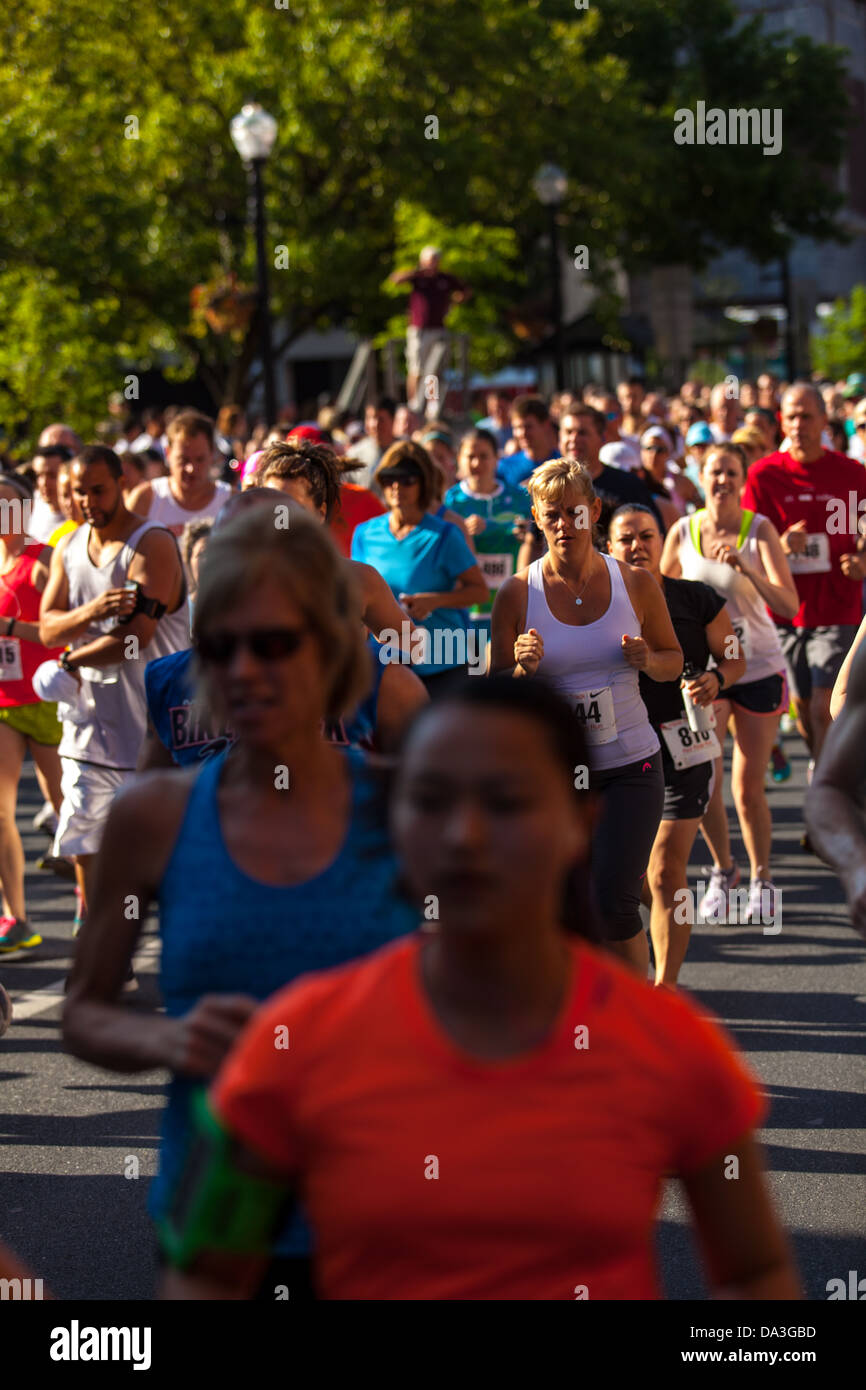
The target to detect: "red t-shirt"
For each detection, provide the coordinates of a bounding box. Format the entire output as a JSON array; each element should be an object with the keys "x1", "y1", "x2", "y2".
[
  {"x1": 407, "y1": 272, "x2": 465, "y2": 329},
  {"x1": 329, "y1": 484, "x2": 385, "y2": 559},
  {"x1": 213, "y1": 935, "x2": 764, "y2": 1301},
  {"x1": 741, "y1": 449, "x2": 866, "y2": 627},
  {"x1": 0, "y1": 543, "x2": 62, "y2": 706}
]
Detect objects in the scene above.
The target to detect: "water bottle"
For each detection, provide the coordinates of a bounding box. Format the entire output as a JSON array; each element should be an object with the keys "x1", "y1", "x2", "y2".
[{"x1": 681, "y1": 662, "x2": 716, "y2": 735}]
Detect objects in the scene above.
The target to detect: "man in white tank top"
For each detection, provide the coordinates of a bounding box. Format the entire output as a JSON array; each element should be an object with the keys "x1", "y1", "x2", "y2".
[
  {"x1": 126, "y1": 410, "x2": 232, "y2": 538},
  {"x1": 39, "y1": 445, "x2": 189, "y2": 920}
]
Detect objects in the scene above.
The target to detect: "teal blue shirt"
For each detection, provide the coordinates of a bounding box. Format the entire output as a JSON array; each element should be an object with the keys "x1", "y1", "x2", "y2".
[{"x1": 351, "y1": 512, "x2": 477, "y2": 675}]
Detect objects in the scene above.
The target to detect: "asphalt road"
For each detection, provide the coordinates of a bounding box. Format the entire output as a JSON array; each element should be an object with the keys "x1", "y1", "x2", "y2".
[{"x1": 1, "y1": 738, "x2": 864, "y2": 1301}]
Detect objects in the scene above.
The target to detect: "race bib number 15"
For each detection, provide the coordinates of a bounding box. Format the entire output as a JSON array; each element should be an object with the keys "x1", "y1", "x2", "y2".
[{"x1": 0, "y1": 637, "x2": 23, "y2": 681}]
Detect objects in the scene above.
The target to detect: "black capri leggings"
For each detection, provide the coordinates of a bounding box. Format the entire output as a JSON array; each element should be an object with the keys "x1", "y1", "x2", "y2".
[{"x1": 589, "y1": 751, "x2": 664, "y2": 942}]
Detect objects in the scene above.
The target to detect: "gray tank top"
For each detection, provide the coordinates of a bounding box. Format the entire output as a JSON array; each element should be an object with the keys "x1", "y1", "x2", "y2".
[
  {"x1": 525, "y1": 554, "x2": 659, "y2": 771},
  {"x1": 58, "y1": 521, "x2": 191, "y2": 769}
]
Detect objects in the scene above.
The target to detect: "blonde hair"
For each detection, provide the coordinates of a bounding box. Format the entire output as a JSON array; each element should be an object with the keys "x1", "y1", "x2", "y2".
[
  {"x1": 525, "y1": 456, "x2": 597, "y2": 510},
  {"x1": 193, "y1": 505, "x2": 369, "y2": 723}
]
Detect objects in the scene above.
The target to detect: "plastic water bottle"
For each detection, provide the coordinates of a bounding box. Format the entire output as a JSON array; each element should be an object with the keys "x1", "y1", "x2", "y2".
[{"x1": 681, "y1": 662, "x2": 716, "y2": 735}]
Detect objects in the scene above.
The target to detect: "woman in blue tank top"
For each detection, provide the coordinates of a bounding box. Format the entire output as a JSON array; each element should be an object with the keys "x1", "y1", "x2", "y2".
[{"x1": 63, "y1": 502, "x2": 417, "y2": 1299}]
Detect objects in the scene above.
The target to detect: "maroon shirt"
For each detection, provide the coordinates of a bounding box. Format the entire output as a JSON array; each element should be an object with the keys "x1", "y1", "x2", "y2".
[{"x1": 406, "y1": 271, "x2": 465, "y2": 329}]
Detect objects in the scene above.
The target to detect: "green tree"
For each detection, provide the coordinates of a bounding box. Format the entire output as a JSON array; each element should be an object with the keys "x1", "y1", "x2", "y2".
[
  {"x1": 811, "y1": 287, "x2": 866, "y2": 380},
  {"x1": 0, "y1": 0, "x2": 853, "y2": 446}
]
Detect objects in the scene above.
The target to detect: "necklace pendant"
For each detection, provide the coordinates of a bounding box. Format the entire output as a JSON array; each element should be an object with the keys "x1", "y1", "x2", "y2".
[{"x1": 575, "y1": 596, "x2": 582, "y2": 606}]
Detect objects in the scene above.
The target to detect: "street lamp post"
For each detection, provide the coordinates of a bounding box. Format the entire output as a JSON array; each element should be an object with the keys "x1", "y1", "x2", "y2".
[
  {"x1": 230, "y1": 103, "x2": 279, "y2": 425},
  {"x1": 533, "y1": 163, "x2": 568, "y2": 392}
]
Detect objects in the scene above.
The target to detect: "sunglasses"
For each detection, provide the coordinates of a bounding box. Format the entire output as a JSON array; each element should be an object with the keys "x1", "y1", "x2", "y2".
[
  {"x1": 856, "y1": 422, "x2": 866, "y2": 431},
  {"x1": 642, "y1": 445, "x2": 667, "y2": 453},
  {"x1": 197, "y1": 627, "x2": 307, "y2": 665},
  {"x1": 380, "y1": 472, "x2": 419, "y2": 486}
]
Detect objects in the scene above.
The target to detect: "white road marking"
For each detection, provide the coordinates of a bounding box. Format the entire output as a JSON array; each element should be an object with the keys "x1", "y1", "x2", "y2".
[{"x1": 4, "y1": 935, "x2": 161, "y2": 1021}]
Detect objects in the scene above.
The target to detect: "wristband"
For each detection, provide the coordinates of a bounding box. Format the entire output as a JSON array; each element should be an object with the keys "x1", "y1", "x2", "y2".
[
  {"x1": 715, "y1": 668, "x2": 726, "y2": 691},
  {"x1": 158, "y1": 1088, "x2": 292, "y2": 1269},
  {"x1": 59, "y1": 650, "x2": 74, "y2": 672},
  {"x1": 6, "y1": 618, "x2": 14, "y2": 638}
]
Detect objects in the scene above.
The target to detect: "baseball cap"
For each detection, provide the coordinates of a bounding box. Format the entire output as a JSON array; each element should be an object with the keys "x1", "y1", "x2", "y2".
[
  {"x1": 640, "y1": 426, "x2": 672, "y2": 452},
  {"x1": 287, "y1": 424, "x2": 326, "y2": 444},
  {"x1": 600, "y1": 441, "x2": 640, "y2": 472},
  {"x1": 686, "y1": 422, "x2": 714, "y2": 447}
]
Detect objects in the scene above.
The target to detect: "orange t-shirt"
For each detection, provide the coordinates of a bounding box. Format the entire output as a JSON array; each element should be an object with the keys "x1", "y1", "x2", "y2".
[
  {"x1": 329, "y1": 484, "x2": 385, "y2": 558},
  {"x1": 212, "y1": 935, "x2": 765, "y2": 1301}
]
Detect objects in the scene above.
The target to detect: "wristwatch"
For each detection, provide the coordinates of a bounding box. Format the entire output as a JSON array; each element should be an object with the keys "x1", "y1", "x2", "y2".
[
  {"x1": 59, "y1": 650, "x2": 74, "y2": 673},
  {"x1": 715, "y1": 668, "x2": 726, "y2": 691}
]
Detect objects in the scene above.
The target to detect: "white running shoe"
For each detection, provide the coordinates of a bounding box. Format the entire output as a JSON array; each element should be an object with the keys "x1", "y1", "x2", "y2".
[
  {"x1": 32, "y1": 801, "x2": 58, "y2": 834},
  {"x1": 698, "y1": 863, "x2": 740, "y2": 922},
  {"x1": 807, "y1": 758, "x2": 816, "y2": 786},
  {"x1": 744, "y1": 878, "x2": 777, "y2": 926}
]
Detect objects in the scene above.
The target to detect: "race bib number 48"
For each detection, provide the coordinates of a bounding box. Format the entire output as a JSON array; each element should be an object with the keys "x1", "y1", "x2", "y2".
[
  {"x1": 572, "y1": 686, "x2": 617, "y2": 745},
  {"x1": 0, "y1": 637, "x2": 23, "y2": 682},
  {"x1": 787, "y1": 533, "x2": 831, "y2": 575}
]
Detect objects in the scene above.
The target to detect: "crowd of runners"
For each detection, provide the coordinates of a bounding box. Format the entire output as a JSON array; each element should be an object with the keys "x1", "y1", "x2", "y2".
[{"x1": 1, "y1": 364, "x2": 865, "y2": 1299}]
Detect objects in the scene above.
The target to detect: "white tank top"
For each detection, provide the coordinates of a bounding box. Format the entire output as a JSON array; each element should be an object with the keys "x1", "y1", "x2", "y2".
[
  {"x1": 676, "y1": 510, "x2": 785, "y2": 684},
  {"x1": 526, "y1": 553, "x2": 659, "y2": 770},
  {"x1": 58, "y1": 521, "x2": 191, "y2": 769},
  {"x1": 147, "y1": 475, "x2": 232, "y2": 537}
]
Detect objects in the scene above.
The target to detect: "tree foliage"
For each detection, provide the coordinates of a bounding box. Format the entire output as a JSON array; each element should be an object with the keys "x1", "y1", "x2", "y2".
[
  {"x1": 0, "y1": 0, "x2": 853, "y2": 445},
  {"x1": 811, "y1": 286, "x2": 866, "y2": 380}
]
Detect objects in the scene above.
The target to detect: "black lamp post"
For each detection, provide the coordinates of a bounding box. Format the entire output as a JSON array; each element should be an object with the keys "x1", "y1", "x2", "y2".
[
  {"x1": 533, "y1": 163, "x2": 568, "y2": 391},
  {"x1": 231, "y1": 103, "x2": 278, "y2": 425}
]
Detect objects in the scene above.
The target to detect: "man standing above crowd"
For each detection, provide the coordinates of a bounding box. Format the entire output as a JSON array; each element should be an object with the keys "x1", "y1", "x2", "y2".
[
  {"x1": 39, "y1": 446, "x2": 189, "y2": 921},
  {"x1": 496, "y1": 396, "x2": 559, "y2": 488},
  {"x1": 389, "y1": 247, "x2": 471, "y2": 410},
  {"x1": 742, "y1": 383, "x2": 866, "y2": 782},
  {"x1": 127, "y1": 411, "x2": 231, "y2": 537}
]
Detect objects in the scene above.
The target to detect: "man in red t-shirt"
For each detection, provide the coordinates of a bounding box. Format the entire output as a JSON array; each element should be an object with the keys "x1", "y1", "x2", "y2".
[
  {"x1": 389, "y1": 247, "x2": 470, "y2": 410},
  {"x1": 741, "y1": 382, "x2": 866, "y2": 766}
]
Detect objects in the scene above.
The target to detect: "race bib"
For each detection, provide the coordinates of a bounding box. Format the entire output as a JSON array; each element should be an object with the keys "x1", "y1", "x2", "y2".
[
  {"x1": 0, "y1": 637, "x2": 23, "y2": 682},
  {"x1": 573, "y1": 686, "x2": 617, "y2": 745},
  {"x1": 787, "y1": 533, "x2": 831, "y2": 575},
  {"x1": 478, "y1": 552, "x2": 514, "y2": 589},
  {"x1": 660, "y1": 715, "x2": 721, "y2": 769},
  {"x1": 729, "y1": 616, "x2": 753, "y2": 661}
]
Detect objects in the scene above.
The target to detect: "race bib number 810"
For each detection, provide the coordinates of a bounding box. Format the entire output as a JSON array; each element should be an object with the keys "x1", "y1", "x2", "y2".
[{"x1": 660, "y1": 716, "x2": 721, "y2": 769}]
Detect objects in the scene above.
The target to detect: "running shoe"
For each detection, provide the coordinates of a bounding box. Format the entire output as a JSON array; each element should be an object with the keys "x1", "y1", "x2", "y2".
[
  {"x1": 0, "y1": 918, "x2": 42, "y2": 954},
  {"x1": 769, "y1": 745, "x2": 791, "y2": 782},
  {"x1": 32, "y1": 801, "x2": 58, "y2": 835},
  {"x1": 780, "y1": 712, "x2": 797, "y2": 735},
  {"x1": 806, "y1": 758, "x2": 816, "y2": 786},
  {"x1": 744, "y1": 879, "x2": 777, "y2": 927},
  {"x1": 0, "y1": 981, "x2": 11, "y2": 1036},
  {"x1": 37, "y1": 854, "x2": 76, "y2": 883},
  {"x1": 698, "y1": 863, "x2": 740, "y2": 922},
  {"x1": 800, "y1": 830, "x2": 814, "y2": 854}
]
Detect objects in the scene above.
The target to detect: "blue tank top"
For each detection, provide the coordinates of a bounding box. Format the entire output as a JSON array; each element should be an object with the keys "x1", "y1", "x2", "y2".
[{"x1": 148, "y1": 746, "x2": 418, "y2": 1253}]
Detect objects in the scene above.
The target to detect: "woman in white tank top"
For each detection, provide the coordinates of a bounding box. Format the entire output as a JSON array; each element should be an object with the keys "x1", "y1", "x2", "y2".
[
  {"x1": 492, "y1": 458, "x2": 683, "y2": 978},
  {"x1": 660, "y1": 442, "x2": 798, "y2": 927}
]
